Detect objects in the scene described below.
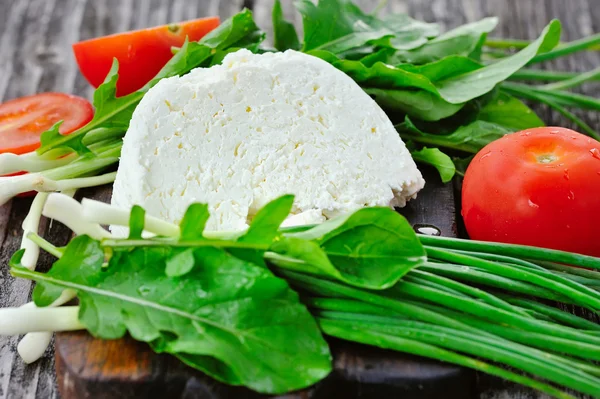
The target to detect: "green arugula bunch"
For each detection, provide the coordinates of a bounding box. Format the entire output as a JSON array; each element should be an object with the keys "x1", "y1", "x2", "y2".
[
  {"x1": 6, "y1": 195, "x2": 600, "y2": 398},
  {"x1": 9, "y1": 195, "x2": 426, "y2": 394},
  {"x1": 2, "y1": 0, "x2": 599, "y2": 197}
]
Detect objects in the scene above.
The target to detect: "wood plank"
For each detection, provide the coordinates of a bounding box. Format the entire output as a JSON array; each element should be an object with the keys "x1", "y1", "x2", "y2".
[{"x1": 0, "y1": 0, "x2": 598, "y2": 398}]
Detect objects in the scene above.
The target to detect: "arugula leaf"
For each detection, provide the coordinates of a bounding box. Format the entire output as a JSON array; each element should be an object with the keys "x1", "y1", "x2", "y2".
[
  {"x1": 313, "y1": 20, "x2": 560, "y2": 109},
  {"x1": 435, "y1": 20, "x2": 561, "y2": 103},
  {"x1": 128, "y1": 205, "x2": 146, "y2": 239},
  {"x1": 453, "y1": 155, "x2": 475, "y2": 177},
  {"x1": 297, "y1": 0, "x2": 375, "y2": 51},
  {"x1": 397, "y1": 55, "x2": 483, "y2": 81},
  {"x1": 14, "y1": 240, "x2": 331, "y2": 394},
  {"x1": 38, "y1": 60, "x2": 144, "y2": 155},
  {"x1": 165, "y1": 248, "x2": 196, "y2": 277},
  {"x1": 179, "y1": 204, "x2": 210, "y2": 241},
  {"x1": 36, "y1": 10, "x2": 263, "y2": 156},
  {"x1": 478, "y1": 92, "x2": 544, "y2": 130},
  {"x1": 298, "y1": 0, "x2": 436, "y2": 54},
  {"x1": 411, "y1": 147, "x2": 456, "y2": 183},
  {"x1": 373, "y1": 14, "x2": 439, "y2": 50},
  {"x1": 365, "y1": 88, "x2": 465, "y2": 121},
  {"x1": 398, "y1": 116, "x2": 511, "y2": 153},
  {"x1": 392, "y1": 18, "x2": 499, "y2": 64},
  {"x1": 272, "y1": 0, "x2": 300, "y2": 51},
  {"x1": 239, "y1": 195, "x2": 294, "y2": 245},
  {"x1": 271, "y1": 208, "x2": 426, "y2": 289},
  {"x1": 31, "y1": 235, "x2": 105, "y2": 306},
  {"x1": 233, "y1": 195, "x2": 294, "y2": 266},
  {"x1": 200, "y1": 9, "x2": 263, "y2": 50}
]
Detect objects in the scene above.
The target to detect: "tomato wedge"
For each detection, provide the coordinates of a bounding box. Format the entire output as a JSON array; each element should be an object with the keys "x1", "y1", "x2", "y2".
[
  {"x1": 73, "y1": 17, "x2": 220, "y2": 96},
  {"x1": 0, "y1": 93, "x2": 93, "y2": 155}
]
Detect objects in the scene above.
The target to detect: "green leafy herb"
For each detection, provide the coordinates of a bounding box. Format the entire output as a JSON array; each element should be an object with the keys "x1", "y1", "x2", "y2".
[
  {"x1": 297, "y1": 0, "x2": 437, "y2": 54},
  {"x1": 128, "y1": 205, "x2": 146, "y2": 239},
  {"x1": 410, "y1": 147, "x2": 456, "y2": 183},
  {"x1": 391, "y1": 17, "x2": 499, "y2": 64},
  {"x1": 365, "y1": 88, "x2": 465, "y2": 121},
  {"x1": 232, "y1": 195, "x2": 294, "y2": 265},
  {"x1": 13, "y1": 236, "x2": 331, "y2": 394},
  {"x1": 272, "y1": 0, "x2": 300, "y2": 50},
  {"x1": 271, "y1": 208, "x2": 426, "y2": 289},
  {"x1": 179, "y1": 204, "x2": 210, "y2": 241},
  {"x1": 477, "y1": 92, "x2": 544, "y2": 130},
  {"x1": 434, "y1": 20, "x2": 561, "y2": 103},
  {"x1": 398, "y1": 117, "x2": 510, "y2": 153}
]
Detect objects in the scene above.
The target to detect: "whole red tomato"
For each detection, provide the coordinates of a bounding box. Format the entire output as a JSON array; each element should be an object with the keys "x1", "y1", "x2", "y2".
[{"x1": 462, "y1": 127, "x2": 600, "y2": 257}]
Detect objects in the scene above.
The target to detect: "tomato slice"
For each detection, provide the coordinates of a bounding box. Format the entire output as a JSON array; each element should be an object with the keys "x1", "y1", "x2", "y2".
[
  {"x1": 72, "y1": 17, "x2": 220, "y2": 97},
  {"x1": 0, "y1": 93, "x2": 94, "y2": 155}
]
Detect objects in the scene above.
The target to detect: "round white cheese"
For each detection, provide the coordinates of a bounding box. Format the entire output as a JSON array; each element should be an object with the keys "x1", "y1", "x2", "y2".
[{"x1": 111, "y1": 49, "x2": 425, "y2": 233}]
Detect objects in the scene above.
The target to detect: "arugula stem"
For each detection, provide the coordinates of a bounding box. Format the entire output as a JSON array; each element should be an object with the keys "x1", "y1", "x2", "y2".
[
  {"x1": 505, "y1": 298, "x2": 600, "y2": 331},
  {"x1": 528, "y1": 33, "x2": 600, "y2": 64},
  {"x1": 26, "y1": 233, "x2": 64, "y2": 258},
  {"x1": 279, "y1": 270, "x2": 489, "y2": 335},
  {"x1": 81, "y1": 128, "x2": 126, "y2": 146},
  {"x1": 36, "y1": 92, "x2": 144, "y2": 155},
  {"x1": 534, "y1": 260, "x2": 600, "y2": 281},
  {"x1": 407, "y1": 303, "x2": 600, "y2": 364},
  {"x1": 509, "y1": 86, "x2": 600, "y2": 139},
  {"x1": 539, "y1": 66, "x2": 600, "y2": 90},
  {"x1": 510, "y1": 69, "x2": 584, "y2": 82},
  {"x1": 503, "y1": 82, "x2": 600, "y2": 111},
  {"x1": 448, "y1": 249, "x2": 547, "y2": 271},
  {"x1": 420, "y1": 263, "x2": 571, "y2": 303},
  {"x1": 318, "y1": 319, "x2": 581, "y2": 399},
  {"x1": 102, "y1": 238, "x2": 269, "y2": 251},
  {"x1": 393, "y1": 280, "x2": 600, "y2": 345},
  {"x1": 319, "y1": 311, "x2": 600, "y2": 380},
  {"x1": 408, "y1": 270, "x2": 532, "y2": 317},
  {"x1": 425, "y1": 246, "x2": 600, "y2": 311},
  {"x1": 418, "y1": 234, "x2": 600, "y2": 270},
  {"x1": 502, "y1": 85, "x2": 600, "y2": 139}
]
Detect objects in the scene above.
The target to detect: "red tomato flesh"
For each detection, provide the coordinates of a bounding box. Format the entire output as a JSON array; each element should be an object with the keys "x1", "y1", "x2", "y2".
[
  {"x1": 0, "y1": 93, "x2": 93, "y2": 155},
  {"x1": 73, "y1": 17, "x2": 220, "y2": 96},
  {"x1": 462, "y1": 127, "x2": 600, "y2": 257}
]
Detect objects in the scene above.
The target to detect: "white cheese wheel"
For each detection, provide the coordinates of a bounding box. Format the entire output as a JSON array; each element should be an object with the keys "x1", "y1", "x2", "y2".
[{"x1": 111, "y1": 49, "x2": 425, "y2": 233}]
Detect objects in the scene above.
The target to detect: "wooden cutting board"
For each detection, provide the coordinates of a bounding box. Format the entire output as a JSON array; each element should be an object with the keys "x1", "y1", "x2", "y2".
[{"x1": 55, "y1": 167, "x2": 471, "y2": 399}]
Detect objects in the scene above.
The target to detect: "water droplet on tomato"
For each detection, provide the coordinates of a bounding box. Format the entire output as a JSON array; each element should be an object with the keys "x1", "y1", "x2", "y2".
[
  {"x1": 567, "y1": 191, "x2": 575, "y2": 200},
  {"x1": 413, "y1": 224, "x2": 441, "y2": 236},
  {"x1": 480, "y1": 151, "x2": 492, "y2": 161},
  {"x1": 563, "y1": 169, "x2": 569, "y2": 180},
  {"x1": 528, "y1": 199, "x2": 540, "y2": 209},
  {"x1": 590, "y1": 148, "x2": 600, "y2": 159}
]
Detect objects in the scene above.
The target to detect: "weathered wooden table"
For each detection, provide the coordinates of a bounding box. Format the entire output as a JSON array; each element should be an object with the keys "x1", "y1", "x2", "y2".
[{"x1": 0, "y1": 0, "x2": 598, "y2": 398}]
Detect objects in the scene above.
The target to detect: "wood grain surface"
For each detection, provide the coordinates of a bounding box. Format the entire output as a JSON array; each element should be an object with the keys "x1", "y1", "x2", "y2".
[{"x1": 0, "y1": 1, "x2": 598, "y2": 398}]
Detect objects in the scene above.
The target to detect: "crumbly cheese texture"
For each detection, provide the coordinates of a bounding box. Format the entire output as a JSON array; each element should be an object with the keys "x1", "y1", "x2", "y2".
[{"x1": 111, "y1": 49, "x2": 425, "y2": 234}]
